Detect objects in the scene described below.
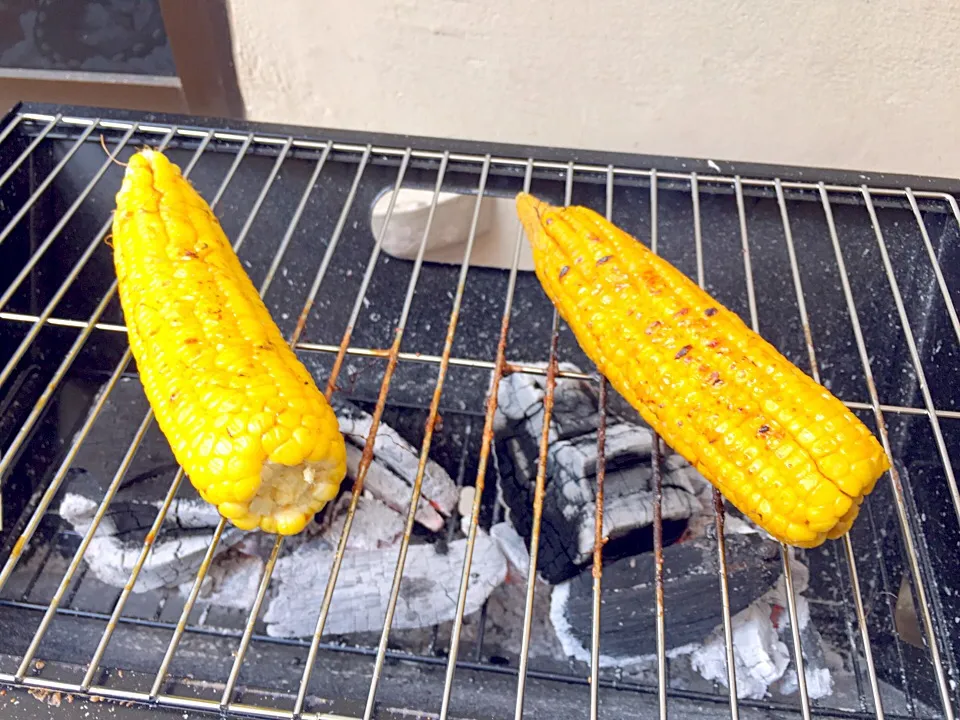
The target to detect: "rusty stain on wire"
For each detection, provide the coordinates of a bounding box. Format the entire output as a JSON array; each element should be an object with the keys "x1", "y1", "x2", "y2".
[
  {"x1": 514, "y1": 312, "x2": 560, "y2": 720},
  {"x1": 361, "y1": 153, "x2": 488, "y2": 719},
  {"x1": 222, "y1": 148, "x2": 414, "y2": 712},
  {"x1": 652, "y1": 433, "x2": 667, "y2": 719},
  {"x1": 439, "y1": 160, "x2": 533, "y2": 720}
]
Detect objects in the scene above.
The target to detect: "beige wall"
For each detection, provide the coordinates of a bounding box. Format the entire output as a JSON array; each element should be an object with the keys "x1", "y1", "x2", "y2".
[{"x1": 227, "y1": 0, "x2": 960, "y2": 179}]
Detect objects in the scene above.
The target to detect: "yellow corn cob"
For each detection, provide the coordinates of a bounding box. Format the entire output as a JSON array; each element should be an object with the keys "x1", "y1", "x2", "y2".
[
  {"x1": 515, "y1": 192, "x2": 890, "y2": 547},
  {"x1": 111, "y1": 149, "x2": 347, "y2": 535}
]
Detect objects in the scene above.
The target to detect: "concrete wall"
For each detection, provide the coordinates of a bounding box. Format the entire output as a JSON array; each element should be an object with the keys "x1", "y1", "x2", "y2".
[{"x1": 227, "y1": 0, "x2": 960, "y2": 178}]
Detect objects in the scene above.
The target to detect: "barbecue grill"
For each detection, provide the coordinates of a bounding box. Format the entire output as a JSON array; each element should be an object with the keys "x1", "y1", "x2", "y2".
[{"x1": 0, "y1": 102, "x2": 958, "y2": 720}]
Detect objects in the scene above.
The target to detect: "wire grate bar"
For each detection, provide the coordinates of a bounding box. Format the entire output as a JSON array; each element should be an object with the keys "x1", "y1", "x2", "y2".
[
  {"x1": 13, "y1": 113, "x2": 960, "y2": 203},
  {"x1": 0, "y1": 113, "x2": 24, "y2": 149},
  {"x1": 819, "y1": 184, "x2": 956, "y2": 720},
  {"x1": 735, "y1": 176, "x2": 813, "y2": 718},
  {"x1": 588, "y1": 166, "x2": 615, "y2": 720},
  {"x1": 514, "y1": 164, "x2": 573, "y2": 720},
  {"x1": 775, "y1": 181, "x2": 885, "y2": 718},
  {"x1": 361, "y1": 152, "x2": 462, "y2": 719},
  {"x1": 223, "y1": 149, "x2": 414, "y2": 711},
  {"x1": 438, "y1": 159, "x2": 534, "y2": 720},
  {"x1": 0, "y1": 120, "x2": 96, "y2": 251},
  {"x1": 0, "y1": 124, "x2": 138, "y2": 312},
  {"x1": 0, "y1": 114, "x2": 59, "y2": 190},
  {"x1": 6, "y1": 303, "x2": 960, "y2": 426},
  {"x1": 6, "y1": 307, "x2": 960, "y2": 425},
  {"x1": 692, "y1": 171, "x2": 740, "y2": 717},
  {"x1": 649, "y1": 170, "x2": 669, "y2": 720}
]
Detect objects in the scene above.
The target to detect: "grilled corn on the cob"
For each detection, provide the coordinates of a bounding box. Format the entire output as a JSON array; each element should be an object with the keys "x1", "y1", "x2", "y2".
[
  {"x1": 515, "y1": 192, "x2": 889, "y2": 547},
  {"x1": 112, "y1": 149, "x2": 347, "y2": 535}
]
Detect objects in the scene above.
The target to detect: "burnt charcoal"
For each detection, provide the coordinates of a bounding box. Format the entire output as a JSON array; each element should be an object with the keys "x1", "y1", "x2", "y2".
[
  {"x1": 494, "y1": 369, "x2": 705, "y2": 584},
  {"x1": 56, "y1": 377, "x2": 458, "y2": 592},
  {"x1": 263, "y1": 530, "x2": 507, "y2": 638},
  {"x1": 551, "y1": 533, "x2": 782, "y2": 662}
]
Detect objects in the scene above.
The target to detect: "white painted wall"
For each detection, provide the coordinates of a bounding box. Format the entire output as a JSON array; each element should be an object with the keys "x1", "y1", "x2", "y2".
[{"x1": 227, "y1": 0, "x2": 960, "y2": 178}]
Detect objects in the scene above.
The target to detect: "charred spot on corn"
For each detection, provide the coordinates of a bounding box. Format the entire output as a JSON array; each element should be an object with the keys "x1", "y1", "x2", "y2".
[
  {"x1": 559, "y1": 265, "x2": 570, "y2": 280},
  {"x1": 675, "y1": 345, "x2": 692, "y2": 360},
  {"x1": 705, "y1": 307, "x2": 718, "y2": 317},
  {"x1": 596, "y1": 255, "x2": 613, "y2": 265}
]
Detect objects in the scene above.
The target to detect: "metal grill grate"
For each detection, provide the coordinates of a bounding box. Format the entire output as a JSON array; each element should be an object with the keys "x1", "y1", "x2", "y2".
[{"x1": 0, "y1": 105, "x2": 958, "y2": 720}]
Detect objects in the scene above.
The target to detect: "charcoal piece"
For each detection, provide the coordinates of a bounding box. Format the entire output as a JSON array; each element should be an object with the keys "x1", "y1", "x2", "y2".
[
  {"x1": 550, "y1": 533, "x2": 782, "y2": 664},
  {"x1": 56, "y1": 378, "x2": 457, "y2": 593},
  {"x1": 494, "y1": 369, "x2": 705, "y2": 584},
  {"x1": 57, "y1": 377, "x2": 248, "y2": 592},
  {"x1": 335, "y1": 399, "x2": 459, "y2": 519},
  {"x1": 263, "y1": 531, "x2": 507, "y2": 638}
]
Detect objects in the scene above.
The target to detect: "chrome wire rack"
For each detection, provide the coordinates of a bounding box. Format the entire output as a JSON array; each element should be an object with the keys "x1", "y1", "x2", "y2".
[{"x1": 0, "y1": 104, "x2": 958, "y2": 720}]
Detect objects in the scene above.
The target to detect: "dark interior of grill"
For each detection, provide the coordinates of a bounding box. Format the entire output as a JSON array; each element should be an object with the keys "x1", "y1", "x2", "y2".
[{"x1": 0, "y1": 106, "x2": 959, "y2": 720}]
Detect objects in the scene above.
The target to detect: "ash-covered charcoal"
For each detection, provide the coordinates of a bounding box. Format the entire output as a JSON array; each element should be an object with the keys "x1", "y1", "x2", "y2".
[
  {"x1": 322, "y1": 493, "x2": 405, "y2": 551},
  {"x1": 335, "y1": 399, "x2": 459, "y2": 525},
  {"x1": 56, "y1": 378, "x2": 456, "y2": 593},
  {"x1": 57, "y1": 378, "x2": 248, "y2": 592},
  {"x1": 494, "y1": 367, "x2": 706, "y2": 584},
  {"x1": 690, "y1": 557, "x2": 836, "y2": 700},
  {"x1": 263, "y1": 531, "x2": 507, "y2": 638},
  {"x1": 549, "y1": 533, "x2": 782, "y2": 665}
]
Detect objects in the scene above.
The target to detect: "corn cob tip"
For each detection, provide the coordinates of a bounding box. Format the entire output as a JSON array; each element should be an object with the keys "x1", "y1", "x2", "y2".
[{"x1": 515, "y1": 191, "x2": 547, "y2": 236}]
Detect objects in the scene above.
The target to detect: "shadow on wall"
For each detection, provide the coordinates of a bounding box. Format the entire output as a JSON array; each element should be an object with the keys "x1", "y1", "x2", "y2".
[{"x1": 0, "y1": 0, "x2": 246, "y2": 119}]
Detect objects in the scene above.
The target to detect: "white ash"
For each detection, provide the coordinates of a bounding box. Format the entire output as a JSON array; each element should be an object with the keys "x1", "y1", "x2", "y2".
[
  {"x1": 690, "y1": 558, "x2": 834, "y2": 701},
  {"x1": 58, "y1": 493, "x2": 240, "y2": 593},
  {"x1": 263, "y1": 531, "x2": 507, "y2": 638},
  {"x1": 323, "y1": 494, "x2": 405, "y2": 551},
  {"x1": 343, "y1": 443, "x2": 444, "y2": 532},
  {"x1": 336, "y1": 400, "x2": 458, "y2": 517},
  {"x1": 58, "y1": 377, "x2": 456, "y2": 592},
  {"x1": 490, "y1": 521, "x2": 530, "y2": 579},
  {"x1": 177, "y1": 549, "x2": 264, "y2": 611}
]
